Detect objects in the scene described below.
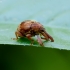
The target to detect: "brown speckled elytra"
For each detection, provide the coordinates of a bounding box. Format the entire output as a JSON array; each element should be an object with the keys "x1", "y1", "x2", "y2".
[{"x1": 14, "y1": 20, "x2": 54, "y2": 47}]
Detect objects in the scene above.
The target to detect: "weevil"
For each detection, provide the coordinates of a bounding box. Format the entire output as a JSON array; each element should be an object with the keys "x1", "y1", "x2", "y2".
[{"x1": 14, "y1": 20, "x2": 54, "y2": 46}]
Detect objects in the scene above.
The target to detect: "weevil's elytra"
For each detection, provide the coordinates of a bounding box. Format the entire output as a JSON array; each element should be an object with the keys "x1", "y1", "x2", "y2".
[{"x1": 14, "y1": 20, "x2": 54, "y2": 47}]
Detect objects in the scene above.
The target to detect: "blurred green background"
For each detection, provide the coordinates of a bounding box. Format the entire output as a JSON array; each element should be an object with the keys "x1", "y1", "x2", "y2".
[{"x1": 0, "y1": 0, "x2": 70, "y2": 70}]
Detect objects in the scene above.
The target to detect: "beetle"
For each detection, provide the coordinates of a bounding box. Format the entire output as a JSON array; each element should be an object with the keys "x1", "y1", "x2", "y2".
[{"x1": 14, "y1": 20, "x2": 54, "y2": 47}]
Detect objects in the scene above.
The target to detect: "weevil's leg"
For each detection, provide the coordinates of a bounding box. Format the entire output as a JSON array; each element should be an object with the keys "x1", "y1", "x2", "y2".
[
  {"x1": 41, "y1": 37, "x2": 46, "y2": 40},
  {"x1": 39, "y1": 34, "x2": 45, "y2": 39},
  {"x1": 13, "y1": 31, "x2": 23, "y2": 40},
  {"x1": 44, "y1": 31, "x2": 54, "y2": 42},
  {"x1": 40, "y1": 33, "x2": 47, "y2": 40},
  {"x1": 26, "y1": 34, "x2": 34, "y2": 46},
  {"x1": 37, "y1": 35, "x2": 44, "y2": 47},
  {"x1": 42, "y1": 30, "x2": 54, "y2": 42},
  {"x1": 41, "y1": 32, "x2": 49, "y2": 40}
]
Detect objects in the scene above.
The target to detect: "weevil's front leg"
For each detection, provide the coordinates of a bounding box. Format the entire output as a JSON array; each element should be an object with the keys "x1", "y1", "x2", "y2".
[
  {"x1": 41, "y1": 37, "x2": 46, "y2": 40},
  {"x1": 41, "y1": 31, "x2": 54, "y2": 42},
  {"x1": 41, "y1": 32, "x2": 49, "y2": 40},
  {"x1": 40, "y1": 33, "x2": 47, "y2": 40},
  {"x1": 37, "y1": 35, "x2": 44, "y2": 47},
  {"x1": 26, "y1": 34, "x2": 34, "y2": 46},
  {"x1": 44, "y1": 31, "x2": 54, "y2": 42}
]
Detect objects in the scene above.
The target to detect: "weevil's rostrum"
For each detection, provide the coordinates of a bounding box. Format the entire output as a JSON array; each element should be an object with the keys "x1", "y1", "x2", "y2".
[{"x1": 15, "y1": 20, "x2": 54, "y2": 46}]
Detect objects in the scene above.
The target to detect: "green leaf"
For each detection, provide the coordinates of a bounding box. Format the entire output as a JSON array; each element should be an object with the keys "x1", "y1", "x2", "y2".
[
  {"x1": 1, "y1": 0, "x2": 70, "y2": 70},
  {"x1": 0, "y1": 0, "x2": 70, "y2": 50}
]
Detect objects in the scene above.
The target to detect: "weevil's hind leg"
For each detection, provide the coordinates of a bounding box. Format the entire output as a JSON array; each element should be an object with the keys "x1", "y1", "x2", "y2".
[
  {"x1": 37, "y1": 35, "x2": 44, "y2": 47},
  {"x1": 13, "y1": 31, "x2": 23, "y2": 40},
  {"x1": 26, "y1": 34, "x2": 34, "y2": 46}
]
